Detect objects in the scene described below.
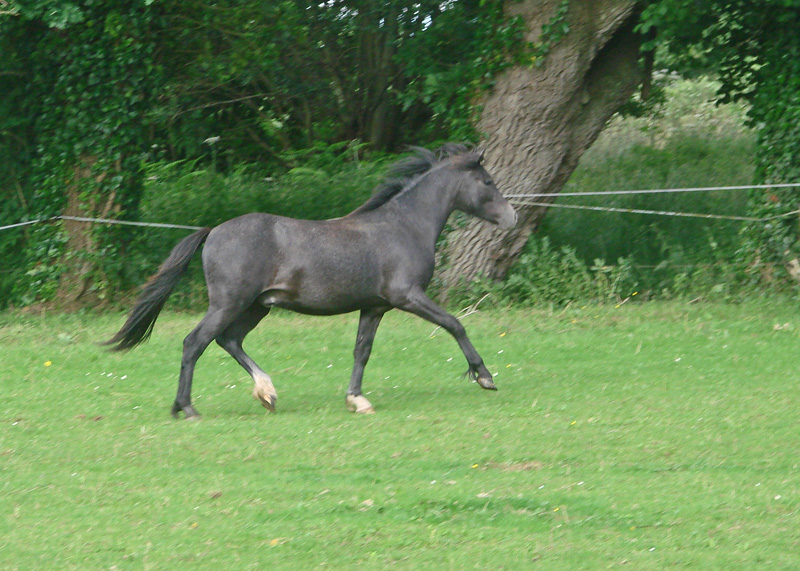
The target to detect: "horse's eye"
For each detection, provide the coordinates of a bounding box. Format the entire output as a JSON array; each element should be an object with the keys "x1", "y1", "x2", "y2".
[{"x1": 483, "y1": 179, "x2": 493, "y2": 186}]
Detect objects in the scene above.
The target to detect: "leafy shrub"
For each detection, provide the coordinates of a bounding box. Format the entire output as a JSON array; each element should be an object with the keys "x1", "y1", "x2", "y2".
[
  {"x1": 484, "y1": 231, "x2": 772, "y2": 309},
  {"x1": 498, "y1": 237, "x2": 637, "y2": 306}
]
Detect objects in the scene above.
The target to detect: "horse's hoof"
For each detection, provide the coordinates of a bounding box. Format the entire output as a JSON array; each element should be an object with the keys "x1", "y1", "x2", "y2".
[
  {"x1": 476, "y1": 377, "x2": 497, "y2": 390},
  {"x1": 253, "y1": 387, "x2": 277, "y2": 412},
  {"x1": 346, "y1": 394, "x2": 375, "y2": 414},
  {"x1": 252, "y1": 373, "x2": 277, "y2": 412},
  {"x1": 172, "y1": 403, "x2": 202, "y2": 420}
]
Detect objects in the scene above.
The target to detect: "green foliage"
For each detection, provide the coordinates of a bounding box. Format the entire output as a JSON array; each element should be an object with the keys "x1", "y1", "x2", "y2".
[
  {"x1": 0, "y1": 194, "x2": 28, "y2": 306},
  {"x1": 546, "y1": 133, "x2": 753, "y2": 267},
  {"x1": 145, "y1": 0, "x2": 533, "y2": 159},
  {"x1": 397, "y1": 0, "x2": 529, "y2": 141},
  {"x1": 740, "y1": 47, "x2": 800, "y2": 281},
  {"x1": 499, "y1": 234, "x2": 758, "y2": 306},
  {"x1": 641, "y1": 0, "x2": 800, "y2": 279},
  {"x1": 1, "y1": 0, "x2": 166, "y2": 304},
  {"x1": 444, "y1": 241, "x2": 637, "y2": 310},
  {"x1": 10, "y1": 0, "x2": 163, "y2": 208},
  {"x1": 17, "y1": 226, "x2": 68, "y2": 306},
  {"x1": 398, "y1": 0, "x2": 571, "y2": 141},
  {"x1": 498, "y1": 237, "x2": 637, "y2": 306}
]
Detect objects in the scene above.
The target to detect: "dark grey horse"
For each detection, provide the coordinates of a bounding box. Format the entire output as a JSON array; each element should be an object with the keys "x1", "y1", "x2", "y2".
[{"x1": 107, "y1": 144, "x2": 516, "y2": 418}]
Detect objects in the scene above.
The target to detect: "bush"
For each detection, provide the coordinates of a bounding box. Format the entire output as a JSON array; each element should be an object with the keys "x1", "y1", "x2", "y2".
[
  {"x1": 501, "y1": 237, "x2": 638, "y2": 306},
  {"x1": 468, "y1": 233, "x2": 761, "y2": 309}
]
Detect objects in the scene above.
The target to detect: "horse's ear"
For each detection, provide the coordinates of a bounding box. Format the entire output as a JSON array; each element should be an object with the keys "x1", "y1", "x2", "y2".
[{"x1": 477, "y1": 148, "x2": 486, "y2": 163}]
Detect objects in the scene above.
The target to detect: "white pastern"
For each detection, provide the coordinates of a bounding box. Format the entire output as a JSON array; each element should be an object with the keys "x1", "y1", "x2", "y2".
[
  {"x1": 252, "y1": 371, "x2": 277, "y2": 412},
  {"x1": 346, "y1": 394, "x2": 375, "y2": 414}
]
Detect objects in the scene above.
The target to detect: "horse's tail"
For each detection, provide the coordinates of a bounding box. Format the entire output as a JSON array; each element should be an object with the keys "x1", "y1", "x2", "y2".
[{"x1": 105, "y1": 227, "x2": 213, "y2": 351}]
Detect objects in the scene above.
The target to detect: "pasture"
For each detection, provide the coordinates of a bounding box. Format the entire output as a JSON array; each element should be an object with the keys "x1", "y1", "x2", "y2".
[{"x1": 1, "y1": 302, "x2": 799, "y2": 568}]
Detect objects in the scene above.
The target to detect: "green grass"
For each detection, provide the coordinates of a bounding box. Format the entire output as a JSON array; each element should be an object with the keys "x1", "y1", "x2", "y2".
[{"x1": 2, "y1": 302, "x2": 799, "y2": 569}]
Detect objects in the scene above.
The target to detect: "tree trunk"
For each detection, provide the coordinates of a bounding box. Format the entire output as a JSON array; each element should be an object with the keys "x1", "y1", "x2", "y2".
[
  {"x1": 358, "y1": 5, "x2": 401, "y2": 150},
  {"x1": 438, "y1": 0, "x2": 644, "y2": 296},
  {"x1": 55, "y1": 156, "x2": 121, "y2": 309}
]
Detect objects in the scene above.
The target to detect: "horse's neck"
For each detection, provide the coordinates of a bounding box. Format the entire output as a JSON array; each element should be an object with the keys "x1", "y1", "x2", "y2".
[{"x1": 391, "y1": 171, "x2": 456, "y2": 243}]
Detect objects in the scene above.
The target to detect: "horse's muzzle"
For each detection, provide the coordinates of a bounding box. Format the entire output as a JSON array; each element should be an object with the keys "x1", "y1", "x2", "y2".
[
  {"x1": 478, "y1": 199, "x2": 517, "y2": 230},
  {"x1": 496, "y1": 203, "x2": 517, "y2": 230}
]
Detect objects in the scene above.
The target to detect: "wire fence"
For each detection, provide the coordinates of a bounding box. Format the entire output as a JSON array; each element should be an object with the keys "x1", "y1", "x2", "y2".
[
  {"x1": 2, "y1": 181, "x2": 799, "y2": 234},
  {"x1": 506, "y1": 200, "x2": 800, "y2": 223},
  {"x1": 0, "y1": 215, "x2": 203, "y2": 233},
  {"x1": 505, "y1": 181, "x2": 800, "y2": 199},
  {"x1": 506, "y1": 181, "x2": 800, "y2": 223}
]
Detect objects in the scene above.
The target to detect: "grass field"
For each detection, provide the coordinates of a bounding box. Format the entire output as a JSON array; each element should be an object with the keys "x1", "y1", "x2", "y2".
[{"x1": 1, "y1": 301, "x2": 799, "y2": 569}]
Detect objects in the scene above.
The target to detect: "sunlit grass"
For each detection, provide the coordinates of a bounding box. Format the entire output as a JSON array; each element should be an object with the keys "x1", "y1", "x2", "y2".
[{"x1": 1, "y1": 302, "x2": 799, "y2": 568}]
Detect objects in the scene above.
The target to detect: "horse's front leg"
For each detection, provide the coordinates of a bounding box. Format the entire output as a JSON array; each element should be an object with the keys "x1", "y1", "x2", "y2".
[
  {"x1": 396, "y1": 290, "x2": 496, "y2": 390},
  {"x1": 346, "y1": 308, "x2": 387, "y2": 413}
]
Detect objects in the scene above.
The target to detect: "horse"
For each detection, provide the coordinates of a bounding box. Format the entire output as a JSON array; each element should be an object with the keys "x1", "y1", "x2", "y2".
[{"x1": 106, "y1": 144, "x2": 517, "y2": 419}]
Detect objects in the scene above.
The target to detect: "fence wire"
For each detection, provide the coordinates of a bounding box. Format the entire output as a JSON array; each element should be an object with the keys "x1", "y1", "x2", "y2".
[
  {"x1": 2, "y1": 182, "x2": 799, "y2": 233},
  {"x1": 508, "y1": 200, "x2": 800, "y2": 223},
  {"x1": 0, "y1": 215, "x2": 202, "y2": 233}
]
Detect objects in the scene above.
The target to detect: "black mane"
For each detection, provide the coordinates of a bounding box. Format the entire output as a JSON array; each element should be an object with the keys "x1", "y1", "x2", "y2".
[{"x1": 351, "y1": 143, "x2": 482, "y2": 215}]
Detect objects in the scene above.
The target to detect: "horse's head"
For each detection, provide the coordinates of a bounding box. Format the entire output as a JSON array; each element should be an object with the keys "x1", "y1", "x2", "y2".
[{"x1": 450, "y1": 149, "x2": 517, "y2": 230}]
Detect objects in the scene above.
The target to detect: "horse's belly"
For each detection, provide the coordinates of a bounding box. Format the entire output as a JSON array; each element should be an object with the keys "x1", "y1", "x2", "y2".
[
  {"x1": 258, "y1": 277, "x2": 385, "y2": 316},
  {"x1": 259, "y1": 294, "x2": 385, "y2": 316}
]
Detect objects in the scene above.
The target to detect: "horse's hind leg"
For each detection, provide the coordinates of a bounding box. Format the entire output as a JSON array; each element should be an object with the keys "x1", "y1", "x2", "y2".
[
  {"x1": 215, "y1": 304, "x2": 276, "y2": 411},
  {"x1": 174, "y1": 306, "x2": 240, "y2": 419}
]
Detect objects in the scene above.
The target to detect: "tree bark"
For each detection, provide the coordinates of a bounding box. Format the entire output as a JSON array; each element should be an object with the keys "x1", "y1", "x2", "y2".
[
  {"x1": 438, "y1": 0, "x2": 644, "y2": 296},
  {"x1": 55, "y1": 156, "x2": 121, "y2": 309}
]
